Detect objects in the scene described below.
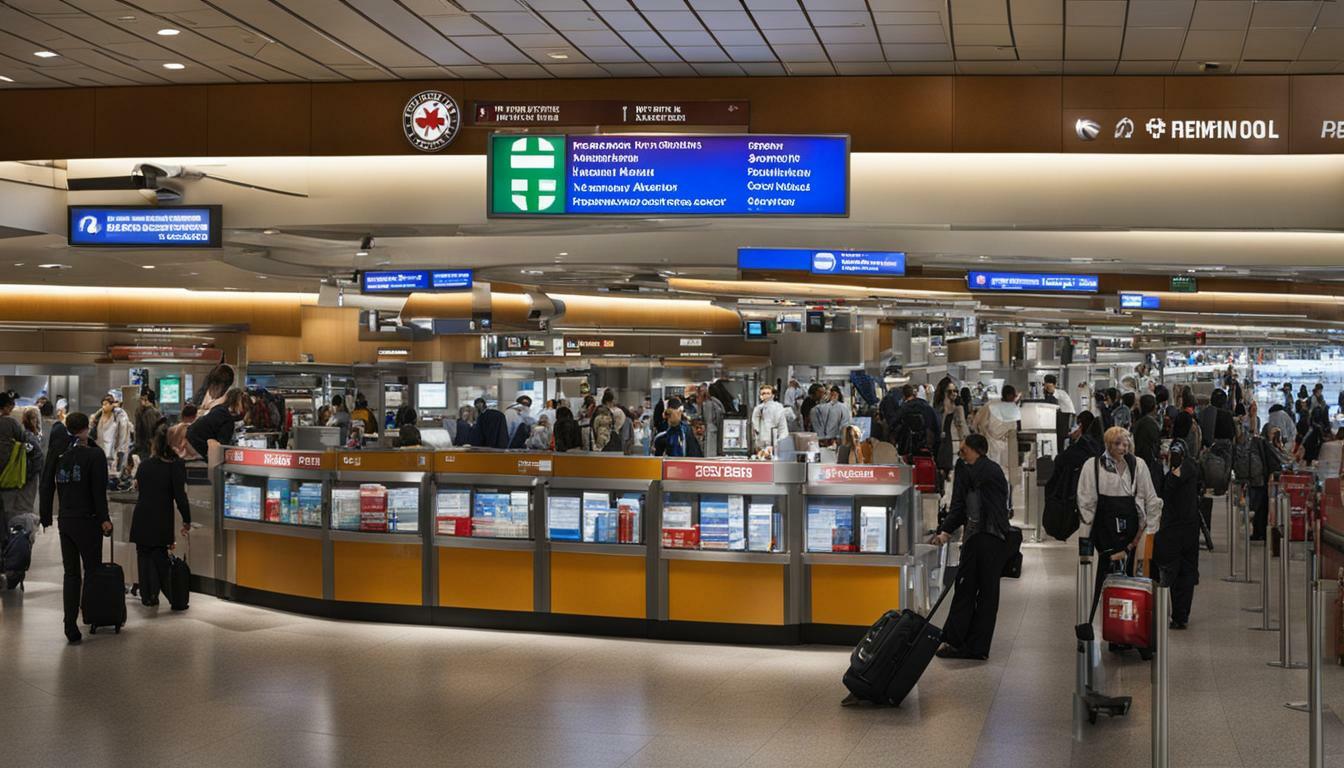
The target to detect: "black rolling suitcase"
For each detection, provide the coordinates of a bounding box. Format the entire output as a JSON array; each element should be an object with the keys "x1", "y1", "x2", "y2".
[
  {"x1": 82, "y1": 531, "x2": 126, "y2": 634},
  {"x1": 842, "y1": 561, "x2": 956, "y2": 706},
  {"x1": 167, "y1": 547, "x2": 190, "y2": 612}
]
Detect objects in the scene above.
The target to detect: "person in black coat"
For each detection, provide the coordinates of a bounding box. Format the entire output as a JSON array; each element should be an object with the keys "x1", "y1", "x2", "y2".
[
  {"x1": 129, "y1": 423, "x2": 191, "y2": 608},
  {"x1": 1155, "y1": 441, "x2": 1202, "y2": 629},
  {"x1": 652, "y1": 399, "x2": 703, "y2": 457},
  {"x1": 552, "y1": 406, "x2": 583, "y2": 452},
  {"x1": 472, "y1": 397, "x2": 510, "y2": 449},
  {"x1": 186, "y1": 388, "x2": 246, "y2": 459},
  {"x1": 39, "y1": 412, "x2": 110, "y2": 644}
]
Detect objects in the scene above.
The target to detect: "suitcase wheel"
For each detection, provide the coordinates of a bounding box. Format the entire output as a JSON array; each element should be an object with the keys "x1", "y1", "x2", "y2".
[
  {"x1": 1138, "y1": 648, "x2": 1153, "y2": 661},
  {"x1": 88, "y1": 627, "x2": 96, "y2": 635},
  {"x1": 1087, "y1": 709, "x2": 1098, "y2": 725},
  {"x1": 114, "y1": 626, "x2": 121, "y2": 634}
]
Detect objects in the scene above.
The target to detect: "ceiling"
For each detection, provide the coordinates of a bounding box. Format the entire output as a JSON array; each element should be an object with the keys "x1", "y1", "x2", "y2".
[{"x1": 0, "y1": 0, "x2": 1342, "y2": 87}]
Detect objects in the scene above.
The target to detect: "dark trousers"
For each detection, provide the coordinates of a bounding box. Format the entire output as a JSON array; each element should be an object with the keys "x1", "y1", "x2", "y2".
[
  {"x1": 136, "y1": 545, "x2": 170, "y2": 603},
  {"x1": 1199, "y1": 496, "x2": 1213, "y2": 534},
  {"x1": 942, "y1": 533, "x2": 1009, "y2": 657},
  {"x1": 1156, "y1": 527, "x2": 1200, "y2": 624},
  {"x1": 1249, "y1": 485, "x2": 1269, "y2": 539},
  {"x1": 58, "y1": 517, "x2": 102, "y2": 628}
]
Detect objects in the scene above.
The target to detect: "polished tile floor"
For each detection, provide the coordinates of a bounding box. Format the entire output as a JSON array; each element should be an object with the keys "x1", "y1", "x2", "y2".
[{"x1": 1, "y1": 519, "x2": 1341, "y2": 768}]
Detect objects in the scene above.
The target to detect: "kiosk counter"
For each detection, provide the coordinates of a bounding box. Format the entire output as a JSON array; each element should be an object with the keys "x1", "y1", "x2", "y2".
[{"x1": 204, "y1": 450, "x2": 937, "y2": 644}]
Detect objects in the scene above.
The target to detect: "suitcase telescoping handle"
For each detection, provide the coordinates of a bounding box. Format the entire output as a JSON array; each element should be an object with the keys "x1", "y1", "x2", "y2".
[
  {"x1": 104, "y1": 522, "x2": 114, "y2": 564},
  {"x1": 923, "y1": 542, "x2": 956, "y2": 623}
]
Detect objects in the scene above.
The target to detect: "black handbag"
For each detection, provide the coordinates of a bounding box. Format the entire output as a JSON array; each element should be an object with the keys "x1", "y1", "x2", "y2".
[
  {"x1": 1001, "y1": 527, "x2": 1024, "y2": 579},
  {"x1": 935, "y1": 413, "x2": 955, "y2": 471}
]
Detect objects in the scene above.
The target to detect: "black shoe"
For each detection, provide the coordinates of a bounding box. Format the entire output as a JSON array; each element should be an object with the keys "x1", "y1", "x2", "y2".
[
  {"x1": 936, "y1": 644, "x2": 987, "y2": 660},
  {"x1": 64, "y1": 625, "x2": 82, "y2": 645},
  {"x1": 1169, "y1": 621, "x2": 1188, "y2": 630},
  {"x1": 141, "y1": 598, "x2": 159, "y2": 607},
  {"x1": 1249, "y1": 535, "x2": 1266, "y2": 542},
  {"x1": 1107, "y1": 643, "x2": 1133, "y2": 654}
]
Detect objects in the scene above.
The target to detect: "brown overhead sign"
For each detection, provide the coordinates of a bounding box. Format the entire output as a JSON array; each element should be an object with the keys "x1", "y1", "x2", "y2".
[{"x1": 471, "y1": 100, "x2": 749, "y2": 127}]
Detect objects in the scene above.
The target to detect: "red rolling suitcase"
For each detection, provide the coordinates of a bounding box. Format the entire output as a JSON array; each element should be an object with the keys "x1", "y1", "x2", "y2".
[
  {"x1": 911, "y1": 455, "x2": 936, "y2": 492},
  {"x1": 1101, "y1": 575, "x2": 1154, "y2": 650}
]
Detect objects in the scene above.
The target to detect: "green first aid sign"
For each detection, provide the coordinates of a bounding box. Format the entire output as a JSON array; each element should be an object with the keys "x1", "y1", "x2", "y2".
[{"x1": 490, "y1": 134, "x2": 566, "y2": 215}]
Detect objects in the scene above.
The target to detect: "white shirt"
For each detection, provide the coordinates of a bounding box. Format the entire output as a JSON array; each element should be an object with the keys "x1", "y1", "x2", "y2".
[
  {"x1": 1046, "y1": 387, "x2": 1075, "y2": 415},
  {"x1": 1076, "y1": 453, "x2": 1163, "y2": 537},
  {"x1": 751, "y1": 400, "x2": 790, "y2": 452},
  {"x1": 810, "y1": 399, "x2": 851, "y2": 440}
]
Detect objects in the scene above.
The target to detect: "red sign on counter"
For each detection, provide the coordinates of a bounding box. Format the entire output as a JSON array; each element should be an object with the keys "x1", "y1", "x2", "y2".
[
  {"x1": 810, "y1": 465, "x2": 907, "y2": 484},
  {"x1": 224, "y1": 447, "x2": 328, "y2": 470},
  {"x1": 662, "y1": 460, "x2": 773, "y2": 483}
]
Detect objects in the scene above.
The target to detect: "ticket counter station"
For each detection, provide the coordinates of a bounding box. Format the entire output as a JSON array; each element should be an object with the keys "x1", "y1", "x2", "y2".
[
  {"x1": 658, "y1": 459, "x2": 805, "y2": 639},
  {"x1": 432, "y1": 451, "x2": 548, "y2": 615}
]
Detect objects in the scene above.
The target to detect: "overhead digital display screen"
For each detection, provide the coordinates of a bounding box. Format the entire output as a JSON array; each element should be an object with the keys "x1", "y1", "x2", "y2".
[
  {"x1": 737, "y1": 247, "x2": 904, "y2": 275},
  {"x1": 68, "y1": 206, "x2": 222, "y2": 248},
  {"x1": 1121, "y1": 293, "x2": 1161, "y2": 309},
  {"x1": 361, "y1": 270, "x2": 473, "y2": 293},
  {"x1": 488, "y1": 134, "x2": 848, "y2": 217},
  {"x1": 966, "y1": 271, "x2": 1099, "y2": 293}
]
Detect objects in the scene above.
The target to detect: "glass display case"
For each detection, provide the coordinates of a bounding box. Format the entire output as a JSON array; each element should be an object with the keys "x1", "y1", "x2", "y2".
[
  {"x1": 220, "y1": 448, "x2": 329, "y2": 534},
  {"x1": 329, "y1": 451, "x2": 432, "y2": 537},
  {"x1": 660, "y1": 491, "x2": 783, "y2": 552}
]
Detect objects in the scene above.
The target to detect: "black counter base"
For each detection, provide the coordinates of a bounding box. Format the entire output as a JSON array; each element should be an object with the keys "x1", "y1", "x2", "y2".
[{"x1": 188, "y1": 576, "x2": 861, "y2": 646}]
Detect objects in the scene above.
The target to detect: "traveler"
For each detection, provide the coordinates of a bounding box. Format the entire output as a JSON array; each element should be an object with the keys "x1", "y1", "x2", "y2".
[
  {"x1": 38, "y1": 400, "x2": 59, "y2": 454},
  {"x1": 91, "y1": 395, "x2": 131, "y2": 484},
  {"x1": 129, "y1": 424, "x2": 190, "y2": 608},
  {"x1": 1104, "y1": 388, "x2": 1131, "y2": 429},
  {"x1": 1, "y1": 407, "x2": 42, "y2": 531},
  {"x1": 186, "y1": 388, "x2": 247, "y2": 459},
  {"x1": 653, "y1": 398, "x2": 702, "y2": 457},
  {"x1": 972, "y1": 385, "x2": 1021, "y2": 506},
  {"x1": 708, "y1": 378, "x2": 739, "y2": 418},
  {"x1": 394, "y1": 424, "x2": 422, "y2": 448},
  {"x1": 699, "y1": 385, "x2": 725, "y2": 457},
  {"x1": 1266, "y1": 403, "x2": 1297, "y2": 446},
  {"x1": 1121, "y1": 392, "x2": 1137, "y2": 425},
  {"x1": 1198, "y1": 388, "x2": 1236, "y2": 449},
  {"x1": 878, "y1": 384, "x2": 902, "y2": 443},
  {"x1": 933, "y1": 377, "x2": 967, "y2": 444},
  {"x1": 1281, "y1": 382, "x2": 1295, "y2": 411},
  {"x1": 525, "y1": 415, "x2": 552, "y2": 451},
  {"x1": 838, "y1": 424, "x2": 870, "y2": 464},
  {"x1": 539, "y1": 399, "x2": 557, "y2": 430},
  {"x1": 552, "y1": 406, "x2": 584, "y2": 453},
  {"x1": 1077, "y1": 427, "x2": 1163, "y2": 611},
  {"x1": 349, "y1": 395, "x2": 377, "y2": 435},
  {"x1": 1243, "y1": 426, "x2": 1279, "y2": 541},
  {"x1": 168, "y1": 404, "x2": 200, "y2": 461},
  {"x1": 1265, "y1": 426, "x2": 1295, "y2": 470},
  {"x1": 810, "y1": 386, "x2": 851, "y2": 445},
  {"x1": 750, "y1": 384, "x2": 789, "y2": 457},
  {"x1": 473, "y1": 397, "x2": 510, "y2": 449},
  {"x1": 326, "y1": 395, "x2": 352, "y2": 446},
  {"x1": 451, "y1": 405, "x2": 477, "y2": 447},
  {"x1": 1044, "y1": 411, "x2": 1103, "y2": 536},
  {"x1": 132, "y1": 388, "x2": 163, "y2": 461},
  {"x1": 782, "y1": 378, "x2": 805, "y2": 421},
  {"x1": 1296, "y1": 406, "x2": 1331, "y2": 464},
  {"x1": 1132, "y1": 394, "x2": 1163, "y2": 485},
  {"x1": 39, "y1": 412, "x2": 111, "y2": 644},
  {"x1": 1154, "y1": 386, "x2": 1176, "y2": 438},
  {"x1": 1310, "y1": 383, "x2": 1329, "y2": 415},
  {"x1": 504, "y1": 395, "x2": 534, "y2": 445},
  {"x1": 196, "y1": 363, "x2": 235, "y2": 411},
  {"x1": 1155, "y1": 440, "x2": 1201, "y2": 629},
  {"x1": 893, "y1": 384, "x2": 940, "y2": 457},
  {"x1": 800, "y1": 383, "x2": 824, "y2": 433},
  {"x1": 930, "y1": 434, "x2": 1013, "y2": 661},
  {"x1": 1042, "y1": 374, "x2": 1075, "y2": 414},
  {"x1": 315, "y1": 405, "x2": 332, "y2": 430},
  {"x1": 589, "y1": 392, "x2": 621, "y2": 452}
]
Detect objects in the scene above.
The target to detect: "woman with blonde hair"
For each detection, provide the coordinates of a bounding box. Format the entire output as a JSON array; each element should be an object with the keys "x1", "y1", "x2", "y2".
[{"x1": 838, "y1": 424, "x2": 870, "y2": 465}]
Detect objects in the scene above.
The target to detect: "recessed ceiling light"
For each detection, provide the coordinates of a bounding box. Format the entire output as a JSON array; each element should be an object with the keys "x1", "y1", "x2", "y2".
[
  {"x1": 223, "y1": 287, "x2": 237, "y2": 291},
  {"x1": 557, "y1": 251, "x2": 568, "y2": 256},
  {"x1": 257, "y1": 275, "x2": 267, "y2": 279},
  {"x1": 37, "y1": 263, "x2": 70, "y2": 269},
  {"x1": 0, "y1": 76, "x2": 12, "y2": 83},
  {"x1": 12, "y1": 263, "x2": 23, "y2": 267},
  {"x1": 33, "y1": 51, "x2": 57, "y2": 59},
  {"x1": 262, "y1": 228, "x2": 278, "y2": 235},
  {"x1": 141, "y1": 265, "x2": 155, "y2": 269},
  {"x1": 163, "y1": 62, "x2": 185, "y2": 70},
  {"x1": 521, "y1": 268, "x2": 545, "y2": 275},
  {"x1": 157, "y1": 28, "x2": 180, "y2": 36},
  {"x1": 116, "y1": 14, "x2": 136, "y2": 21},
  {"x1": 355, "y1": 250, "x2": 369, "y2": 257},
  {"x1": 546, "y1": 52, "x2": 569, "y2": 60},
  {"x1": 188, "y1": 272, "x2": 199, "y2": 276}
]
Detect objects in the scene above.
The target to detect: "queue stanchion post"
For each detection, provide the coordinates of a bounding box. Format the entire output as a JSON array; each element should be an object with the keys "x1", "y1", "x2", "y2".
[
  {"x1": 1152, "y1": 584, "x2": 1170, "y2": 768},
  {"x1": 1309, "y1": 575, "x2": 1325, "y2": 768},
  {"x1": 1241, "y1": 484, "x2": 1256, "y2": 584},
  {"x1": 1250, "y1": 479, "x2": 1278, "y2": 630},
  {"x1": 1269, "y1": 494, "x2": 1305, "y2": 669}
]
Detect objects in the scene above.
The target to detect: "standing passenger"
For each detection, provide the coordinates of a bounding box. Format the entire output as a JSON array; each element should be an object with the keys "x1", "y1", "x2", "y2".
[
  {"x1": 40, "y1": 412, "x2": 111, "y2": 645},
  {"x1": 129, "y1": 424, "x2": 191, "y2": 608}
]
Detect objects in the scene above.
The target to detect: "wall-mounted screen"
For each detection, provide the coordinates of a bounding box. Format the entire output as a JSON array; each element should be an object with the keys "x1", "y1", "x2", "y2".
[
  {"x1": 417, "y1": 382, "x2": 448, "y2": 410},
  {"x1": 68, "y1": 205, "x2": 222, "y2": 248}
]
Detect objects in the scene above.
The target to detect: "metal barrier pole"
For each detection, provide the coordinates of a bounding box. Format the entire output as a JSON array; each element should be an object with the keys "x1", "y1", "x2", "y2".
[
  {"x1": 1241, "y1": 486, "x2": 1256, "y2": 584},
  {"x1": 1309, "y1": 578, "x2": 1325, "y2": 768},
  {"x1": 1074, "y1": 543, "x2": 1095, "y2": 741},
  {"x1": 1222, "y1": 490, "x2": 1243, "y2": 582},
  {"x1": 1269, "y1": 503, "x2": 1305, "y2": 669},
  {"x1": 1250, "y1": 481, "x2": 1278, "y2": 630},
  {"x1": 1152, "y1": 585, "x2": 1170, "y2": 768}
]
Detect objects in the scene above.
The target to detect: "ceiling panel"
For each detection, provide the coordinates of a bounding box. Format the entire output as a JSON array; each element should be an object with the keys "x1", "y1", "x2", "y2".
[
  {"x1": 953, "y1": 24, "x2": 1012, "y2": 46},
  {"x1": 599, "y1": 61, "x2": 658, "y2": 74},
  {"x1": 1126, "y1": 0, "x2": 1195, "y2": 28},
  {"x1": 674, "y1": 44, "x2": 730, "y2": 59},
  {"x1": 662, "y1": 30, "x2": 718, "y2": 45},
  {"x1": 1064, "y1": 0, "x2": 1126, "y2": 27},
  {"x1": 1241, "y1": 27, "x2": 1310, "y2": 60},
  {"x1": 564, "y1": 30, "x2": 628, "y2": 46},
  {"x1": 651, "y1": 60, "x2": 697, "y2": 73},
  {"x1": 807, "y1": 10, "x2": 873, "y2": 25},
  {"x1": 1181, "y1": 29, "x2": 1245, "y2": 60},
  {"x1": 581, "y1": 45, "x2": 644, "y2": 61},
  {"x1": 1248, "y1": 1, "x2": 1321, "y2": 28},
  {"x1": 873, "y1": 11, "x2": 942, "y2": 24},
  {"x1": 1115, "y1": 59, "x2": 1174, "y2": 73},
  {"x1": 689, "y1": 0, "x2": 745, "y2": 10},
  {"x1": 763, "y1": 28, "x2": 820, "y2": 43},
  {"x1": 878, "y1": 25, "x2": 947, "y2": 43},
  {"x1": 780, "y1": 60, "x2": 834, "y2": 74},
  {"x1": 1190, "y1": 1, "x2": 1252, "y2": 30},
  {"x1": 690, "y1": 61, "x2": 743, "y2": 74},
  {"x1": 630, "y1": 44, "x2": 680, "y2": 60},
  {"x1": 883, "y1": 41, "x2": 952, "y2": 59},
  {"x1": 738, "y1": 60, "x2": 785, "y2": 73},
  {"x1": 714, "y1": 29, "x2": 768, "y2": 44},
  {"x1": 888, "y1": 59, "x2": 953, "y2": 72},
  {"x1": 631, "y1": 0, "x2": 690, "y2": 9},
  {"x1": 1013, "y1": 24, "x2": 1060, "y2": 49},
  {"x1": 771, "y1": 42, "x2": 828, "y2": 59},
  {"x1": 753, "y1": 10, "x2": 812, "y2": 28},
  {"x1": 417, "y1": 15, "x2": 496, "y2": 36},
  {"x1": 801, "y1": 0, "x2": 868, "y2": 9},
  {"x1": 450, "y1": 35, "x2": 531, "y2": 62},
  {"x1": 868, "y1": 0, "x2": 943, "y2": 10},
  {"x1": 641, "y1": 11, "x2": 705, "y2": 29},
  {"x1": 473, "y1": 12, "x2": 555, "y2": 34},
  {"x1": 1062, "y1": 59, "x2": 1117, "y2": 74},
  {"x1": 699, "y1": 11, "x2": 758, "y2": 29},
  {"x1": 539, "y1": 11, "x2": 610, "y2": 30},
  {"x1": 619, "y1": 31, "x2": 665, "y2": 45},
  {"x1": 599, "y1": 11, "x2": 652, "y2": 30},
  {"x1": 543, "y1": 61, "x2": 609, "y2": 75},
  {"x1": 825, "y1": 42, "x2": 883, "y2": 60},
  {"x1": 1008, "y1": 0, "x2": 1062, "y2": 25},
  {"x1": 834, "y1": 60, "x2": 890, "y2": 73},
  {"x1": 1121, "y1": 27, "x2": 1187, "y2": 60},
  {"x1": 956, "y1": 44, "x2": 1016, "y2": 59},
  {"x1": 815, "y1": 25, "x2": 879, "y2": 43},
  {"x1": 950, "y1": 0, "x2": 1009, "y2": 25},
  {"x1": 276, "y1": 0, "x2": 436, "y2": 68},
  {"x1": 725, "y1": 44, "x2": 777, "y2": 59},
  {"x1": 1301, "y1": 28, "x2": 1344, "y2": 60},
  {"x1": 339, "y1": 0, "x2": 477, "y2": 66},
  {"x1": 489, "y1": 62, "x2": 551, "y2": 75}
]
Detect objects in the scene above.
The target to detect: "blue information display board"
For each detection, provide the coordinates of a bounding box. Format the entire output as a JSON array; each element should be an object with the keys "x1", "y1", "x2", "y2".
[
  {"x1": 361, "y1": 269, "x2": 473, "y2": 293},
  {"x1": 1120, "y1": 293, "x2": 1161, "y2": 309},
  {"x1": 489, "y1": 134, "x2": 848, "y2": 217},
  {"x1": 737, "y1": 247, "x2": 904, "y2": 275},
  {"x1": 966, "y1": 271, "x2": 1099, "y2": 293},
  {"x1": 68, "y1": 206, "x2": 222, "y2": 248}
]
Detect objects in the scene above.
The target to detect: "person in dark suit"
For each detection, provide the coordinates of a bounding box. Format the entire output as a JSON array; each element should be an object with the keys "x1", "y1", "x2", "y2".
[
  {"x1": 129, "y1": 423, "x2": 191, "y2": 608},
  {"x1": 39, "y1": 412, "x2": 110, "y2": 644},
  {"x1": 472, "y1": 397, "x2": 510, "y2": 449},
  {"x1": 653, "y1": 398, "x2": 703, "y2": 457}
]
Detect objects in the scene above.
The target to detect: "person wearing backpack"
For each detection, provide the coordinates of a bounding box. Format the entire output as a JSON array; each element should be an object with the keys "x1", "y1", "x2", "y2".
[
  {"x1": 132, "y1": 388, "x2": 163, "y2": 461},
  {"x1": 1043, "y1": 411, "x2": 1104, "y2": 540},
  {"x1": 39, "y1": 412, "x2": 111, "y2": 645},
  {"x1": 1132, "y1": 394, "x2": 1164, "y2": 494},
  {"x1": 894, "y1": 384, "x2": 939, "y2": 458},
  {"x1": 1076, "y1": 426, "x2": 1163, "y2": 633},
  {"x1": 129, "y1": 424, "x2": 191, "y2": 608},
  {"x1": 1, "y1": 408, "x2": 43, "y2": 528}
]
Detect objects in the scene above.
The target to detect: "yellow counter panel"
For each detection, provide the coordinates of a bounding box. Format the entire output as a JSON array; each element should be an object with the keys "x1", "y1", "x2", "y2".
[
  {"x1": 550, "y1": 552, "x2": 646, "y2": 619},
  {"x1": 668, "y1": 559, "x2": 784, "y2": 625},
  {"x1": 439, "y1": 547, "x2": 534, "y2": 612},
  {"x1": 333, "y1": 541, "x2": 423, "y2": 606},
  {"x1": 809, "y1": 564, "x2": 901, "y2": 626},
  {"x1": 234, "y1": 531, "x2": 323, "y2": 599}
]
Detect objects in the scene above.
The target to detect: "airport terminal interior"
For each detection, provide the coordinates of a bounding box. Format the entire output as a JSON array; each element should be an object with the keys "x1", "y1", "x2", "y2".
[{"x1": 6, "y1": 0, "x2": 1344, "y2": 765}]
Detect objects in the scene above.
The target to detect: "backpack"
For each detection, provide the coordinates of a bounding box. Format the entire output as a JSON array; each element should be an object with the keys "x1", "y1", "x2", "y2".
[
  {"x1": 3, "y1": 522, "x2": 32, "y2": 576},
  {"x1": 1232, "y1": 435, "x2": 1266, "y2": 486},
  {"x1": 901, "y1": 408, "x2": 932, "y2": 456},
  {"x1": 0, "y1": 442, "x2": 25, "y2": 490},
  {"x1": 1201, "y1": 439, "x2": 1232, "y2": 496}
]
